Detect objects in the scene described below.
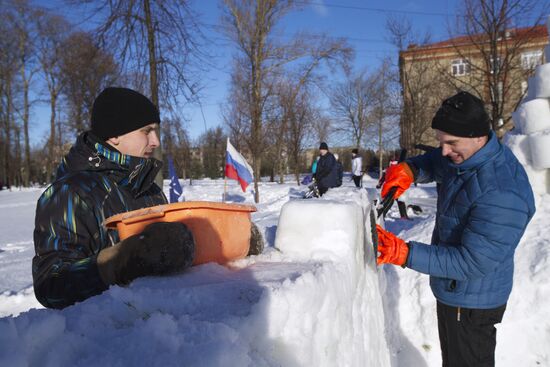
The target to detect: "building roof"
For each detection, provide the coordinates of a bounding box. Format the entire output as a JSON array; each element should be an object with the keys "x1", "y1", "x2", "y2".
[{"x1": 402, "y1": 25, "x2": 548, "y2": 56}]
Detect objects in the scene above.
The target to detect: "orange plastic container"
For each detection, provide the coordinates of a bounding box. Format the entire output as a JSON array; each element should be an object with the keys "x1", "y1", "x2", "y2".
[{"x1": 104, "y1": 201, "x2": 257, "y2": 265}]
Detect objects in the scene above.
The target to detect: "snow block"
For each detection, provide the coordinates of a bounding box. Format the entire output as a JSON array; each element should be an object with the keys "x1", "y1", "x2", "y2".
[
  {"x1": 529, "y1": 133, "x2": 550, "y2": 169},
  {"x1": 533, "y1": 64, "x2": 550, "y2": 98},
  {"x1": 275, "y1": 200, "x2": 363, "y2": 261},
  {"x1": 504, "y1": 133, "x2": 549, "y2": 195},
  {"x1": 503, "y1": 133, "x2": 532, "y2": 166},
  {"x1": 512, "y1": 98, "x2": 550, "y2": 134}
]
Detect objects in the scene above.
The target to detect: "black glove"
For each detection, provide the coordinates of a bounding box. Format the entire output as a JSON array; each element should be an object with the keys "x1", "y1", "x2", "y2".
[
  {"x1": 247, "y1": 222, "x2": 264, "y2": 256},
  {"x1": 98, "y1": 222, "x2": 195, "y2": 286}
]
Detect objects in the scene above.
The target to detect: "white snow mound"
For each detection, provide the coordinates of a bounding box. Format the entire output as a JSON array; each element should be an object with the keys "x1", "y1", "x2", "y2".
[{"x1": 0, "y1": 191, "x2": 390, "y2": 367}]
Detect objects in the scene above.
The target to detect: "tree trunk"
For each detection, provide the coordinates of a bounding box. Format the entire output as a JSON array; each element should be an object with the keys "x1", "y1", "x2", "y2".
[
  {"x1": 4, "y1": 79, "x2": 13, "y2": 189},
  {"x1": 378, "y1": 118, "x2": 383, "y2": 179},
  {"x1": 20, "y1": 62, "x2": 31, "y2": 187},
  {"x1": 15, "y1": 126, "x2": 22, "y2": 187},
  {"x1": 48, "y1": 93, "x2": 57, "y2": 181},
  {"x1": 253, "y1": 156, "x2": 260, "y2": 203},
  {"x1": 144, "y1": 0, "x2": 163, "y2": 188},
  {"x1": 293, "y1": 151, "x2": 300, "y2": 186}
]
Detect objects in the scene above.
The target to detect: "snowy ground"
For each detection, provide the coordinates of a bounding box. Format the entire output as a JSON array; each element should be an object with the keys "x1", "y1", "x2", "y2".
[{"x1": 0, "y1": 174, "x2": 548, "y2": 366}]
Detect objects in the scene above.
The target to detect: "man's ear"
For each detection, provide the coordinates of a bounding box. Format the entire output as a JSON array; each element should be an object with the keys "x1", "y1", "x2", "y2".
[{"x1": 107, "y1": 136, "x2": 120, "y2": 146}]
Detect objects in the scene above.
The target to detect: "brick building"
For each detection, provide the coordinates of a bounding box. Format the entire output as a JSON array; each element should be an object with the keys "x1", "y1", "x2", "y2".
[{"x1": 399, "y1": 25, "x2": 548, "y2": 152}]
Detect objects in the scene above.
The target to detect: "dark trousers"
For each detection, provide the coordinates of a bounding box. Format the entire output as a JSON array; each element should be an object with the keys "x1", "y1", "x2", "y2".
[
  {"x1": 437, "y1": 301, "x2": 506, "y2": 367},
  {"x1": 352, "y1": 175, "x2": 362, "y2": 188},
  {"x1": 318, "y1": 186, "x2": 328, "y2": 196}
]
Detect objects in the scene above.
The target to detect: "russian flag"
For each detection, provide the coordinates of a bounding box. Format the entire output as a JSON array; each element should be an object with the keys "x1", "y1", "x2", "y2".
[{"x1": 225, "y1": 138, "x2": 254, "y2": 192}]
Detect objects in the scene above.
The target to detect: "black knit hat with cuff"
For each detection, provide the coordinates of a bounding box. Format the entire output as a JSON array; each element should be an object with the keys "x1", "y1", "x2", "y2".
[
  {"x1": 431, "y1": 91, "x2": 491, "y2": 137},
  {"x1": 91, "y1": 87, "x2": 160, "y2": 139}
]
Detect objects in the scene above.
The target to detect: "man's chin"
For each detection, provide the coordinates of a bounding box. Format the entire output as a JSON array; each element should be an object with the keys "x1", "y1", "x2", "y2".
[{"x1": 447, "y1": 156, "x2": 463, "y2": 164}]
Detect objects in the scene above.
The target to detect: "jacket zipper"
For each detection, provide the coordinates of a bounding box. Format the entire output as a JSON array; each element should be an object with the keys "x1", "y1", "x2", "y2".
[{"x1": 457, "y1": 306, "x2": 461, "y2": 322}]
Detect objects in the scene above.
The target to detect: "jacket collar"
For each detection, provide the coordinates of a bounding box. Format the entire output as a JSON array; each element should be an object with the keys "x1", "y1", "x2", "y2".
[{"x1": 57, "y1": 131, "x2": 163, "y2": 197}]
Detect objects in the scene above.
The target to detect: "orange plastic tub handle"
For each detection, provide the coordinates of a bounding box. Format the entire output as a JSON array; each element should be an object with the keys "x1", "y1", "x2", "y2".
[{"x1": 122, "y1": 211, "x2": 165, "y2": 224}]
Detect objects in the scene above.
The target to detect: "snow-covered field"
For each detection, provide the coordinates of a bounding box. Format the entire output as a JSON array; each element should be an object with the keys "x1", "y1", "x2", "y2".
[{"x1": 0, "y1": 174, "x2": 548, "y2": 366}]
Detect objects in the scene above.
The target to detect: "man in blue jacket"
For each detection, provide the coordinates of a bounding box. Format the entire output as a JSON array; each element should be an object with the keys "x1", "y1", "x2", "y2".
[{"x1": 377, "y1": 91, "x2": 535, "y2": 367}]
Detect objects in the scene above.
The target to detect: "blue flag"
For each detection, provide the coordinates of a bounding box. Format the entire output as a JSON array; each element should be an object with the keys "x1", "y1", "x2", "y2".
[{"x1": 168, "y1": 156, "x2": 183, "y2": 203}]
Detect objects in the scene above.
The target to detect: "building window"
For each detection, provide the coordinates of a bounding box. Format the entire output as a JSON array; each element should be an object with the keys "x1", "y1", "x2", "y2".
[
  {"x1": 521, "y1": 51, "x2": 543, "y2": 70},
  {"x1": 451, "y1": 59, "x2": 470, "y2": 76}
]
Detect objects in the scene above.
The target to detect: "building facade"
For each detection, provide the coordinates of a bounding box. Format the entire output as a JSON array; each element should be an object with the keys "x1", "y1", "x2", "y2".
[{"x1": 399, "y1": 25, "x2": 548, "y2": 152}]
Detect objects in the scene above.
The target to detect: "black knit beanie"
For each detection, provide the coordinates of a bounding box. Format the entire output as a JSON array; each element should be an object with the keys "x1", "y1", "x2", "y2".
[
  {"x1": 431, "y1": 91, "x2": 491, "y2": 137},
  {"x1": 91, "y1": 87, "x2": 160, "y2": 139},
  {"x1": 319, "y1": 142, "x2": 329, "y2": 150}
]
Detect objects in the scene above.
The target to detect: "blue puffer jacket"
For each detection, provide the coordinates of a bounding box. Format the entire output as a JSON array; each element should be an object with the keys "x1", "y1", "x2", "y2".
[{"x1": 406, "y1": 132, "x2": 535, "y2": 309}]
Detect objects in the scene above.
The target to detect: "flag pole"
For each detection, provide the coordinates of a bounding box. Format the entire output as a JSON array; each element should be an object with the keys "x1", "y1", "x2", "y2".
[
  {"x1": 223, "y1": 177, "x2": 227, "y2": 203},
  {"x1": 223, "y1": 138, "x2": 228, "y2": 202}
]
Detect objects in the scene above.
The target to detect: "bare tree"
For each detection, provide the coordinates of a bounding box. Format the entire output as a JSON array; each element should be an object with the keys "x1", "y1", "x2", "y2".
[
  {"x1": 286, "y1": 88, "x2": 315, "y2": 185},
  {"x1": 222, "y1": 0, "x2": 351, "y2": 202},
  {"x1": 386, "y1": 16, "x2": 443, "y2": 155},
  {"x1": 447, "y1": 0, "x2": 549, "y2": 136},
  {"x1": 311, "y1": 113, "x2": 332, "y2": 145},
  {"x1": 330, "y1": 70, "x2": 377, "y2": 149},
  {"x1": 199, "y1": 127, "x2": 227, "y2": 179},
  {"x1": 60, "y1": 32, "x2": 118, "y2": 135},
  {"x1": 35, "y1": 11, "x2": 71, "y2": 180},
  {"x1": 0, "y1": 3, "x2": 21, "y2": 189},
  {"x1": 161, "y1": 117, "x2": 193, "y2": 179},
  {"x1": 8, "y1": 0, "x2": 41, "y2": 186},
  {"x1": 370, "y1": 60, "x2": 401, "y2": 174},
  {"x1": 71, "y1": 0, "x2": 207, "y2": 185}
]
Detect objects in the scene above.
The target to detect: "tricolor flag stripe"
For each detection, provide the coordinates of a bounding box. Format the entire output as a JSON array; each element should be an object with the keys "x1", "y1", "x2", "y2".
[{"x1": 225, "y1": 139, "x2": 254, "y2": 192}]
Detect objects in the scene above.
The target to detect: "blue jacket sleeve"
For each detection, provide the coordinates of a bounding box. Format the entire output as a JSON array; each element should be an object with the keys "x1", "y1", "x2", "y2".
[
  {"x1": 406, "y1": 148, "x2": 447, "y2": 184},
  {"x1": 406, "y1": 190, "x2": 532, "y2": 280},
  {"x1": 32, "y1": 185, "x2": 108, "y2": 309}
]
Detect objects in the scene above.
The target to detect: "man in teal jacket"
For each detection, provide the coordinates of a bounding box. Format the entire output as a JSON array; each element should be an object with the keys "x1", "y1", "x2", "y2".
[{"x1": 377, "y1": 91, "x2": 535, "y2": 367}]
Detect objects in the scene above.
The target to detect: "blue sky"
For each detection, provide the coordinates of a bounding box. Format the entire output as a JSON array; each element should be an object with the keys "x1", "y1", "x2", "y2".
[
  {"x1": 30, "y1": 0, "x2": 458, "y2": 146},
  {"x1": 185, "y1": 0, "x2": 456, "y2": 142}
]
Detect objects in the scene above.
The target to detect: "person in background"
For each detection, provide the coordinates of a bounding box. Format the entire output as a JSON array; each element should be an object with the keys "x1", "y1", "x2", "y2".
[
  {"x1": 333, "y1": 153, "x2": 343, "y2": 187},
  {"x1": 33, "y1": 87, "x2": 195, "y2": 309},
  {"x1": 351, "y1": 148, "x2": 363, "y2": 188},
  {"x1": 313, "y1": 142, "x2": 337, "y2": 196},
  {"x1": 311, "y1": 155, "x2": 320, "y2": 175},
  {"x1": 377, "y1": 91, "x2": 535, "y2": 366}
]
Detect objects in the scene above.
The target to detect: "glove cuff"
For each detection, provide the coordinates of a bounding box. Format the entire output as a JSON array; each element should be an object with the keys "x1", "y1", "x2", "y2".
[{"x1": 400, "y1": 162, "x2": 415, "y2": 182}]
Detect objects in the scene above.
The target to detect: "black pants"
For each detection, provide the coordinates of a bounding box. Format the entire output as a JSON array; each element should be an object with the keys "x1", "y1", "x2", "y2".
[
  {"x1": 437, "y1": 301, "x2": 506, "y2": 367},
  {"x1": 352, "y1": 175, "x2": 362, "y2": 188}
]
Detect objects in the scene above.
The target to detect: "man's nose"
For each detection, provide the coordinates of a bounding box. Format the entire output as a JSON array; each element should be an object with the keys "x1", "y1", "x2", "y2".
[
  {"x1": 149, "y1": 130, "x2": 160, "y2": 148},
  {"x1": 441, "y1": 144, "x2": 451, "y2": 156}
]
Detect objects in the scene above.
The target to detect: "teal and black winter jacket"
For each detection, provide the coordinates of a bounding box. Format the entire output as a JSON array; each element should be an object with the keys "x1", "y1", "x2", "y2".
[
  {"x1": 405, "y1": 131, "x2": 536, "y2": 309},
  {"x1": 32, "y1": 132, "x2": 166, "y2": 309}
]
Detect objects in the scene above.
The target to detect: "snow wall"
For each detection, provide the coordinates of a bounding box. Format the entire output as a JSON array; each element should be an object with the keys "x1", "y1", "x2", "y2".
[
  {"x1": 508, "y1": 18, "x2": 550, "y2": 195},
  {"x1": 0, "y1": 190, "x2": 390, "y2": 367}
]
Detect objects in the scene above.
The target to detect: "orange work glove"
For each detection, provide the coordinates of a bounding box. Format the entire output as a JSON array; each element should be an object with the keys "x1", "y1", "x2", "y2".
[
  {"x1": 376, "y1": 224, "x2": 409, "y2": 266},
  {"x1": 381, "y1": 162, "x2": 414, "y2": 200}
]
